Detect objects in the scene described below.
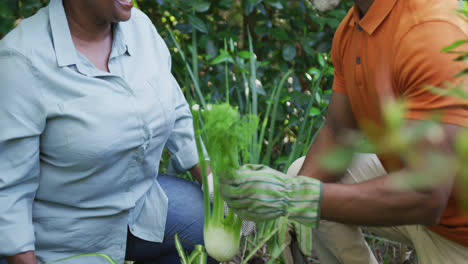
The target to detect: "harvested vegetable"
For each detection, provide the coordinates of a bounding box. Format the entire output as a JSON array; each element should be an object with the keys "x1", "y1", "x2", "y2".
[{"x1": 192, "y1": 103, "x2": 258, "y2": 262}]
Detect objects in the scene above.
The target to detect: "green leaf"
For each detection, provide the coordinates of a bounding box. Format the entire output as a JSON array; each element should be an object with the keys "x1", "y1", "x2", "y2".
[
  {"x1": 0, "y1": 2, "x2": 13, "y2": 17},
  {"x1": 317, "y1": 52, "x2": 325, "y2": 67},
  {"x1": 238, "y1": 50, "x2": 252, "y2": 59},
  {"x1": 210, "y1": 50, "x2": 234, "y2": 64},
  {"x1": 308, "y1": 67, "x2": 320, "y2": 76},
  {"x1": 309, "y1": 107, "x2": 321, "y2": 117},
  {"x1": 454, "y1": 54, "x2": 468, "y2": 61},
  {"x1": 259, "y1": 60, "x2": 271, "y2": 67},
  {"x1": 187, "y1": 14, "x2": 208, "y2": 33},
  {"x1": 264, "y1": 0, "x2": 283, "y2": 9},
  {"x1": 205, "y1": 39, "x2": 217, "y2": 58},
  {"x1": 271, "y1": 28, "x2": 289, "y2": 40},
  {"x1": 441, "y1": 39, "x2": 468, "y2": 53},
  {"x1": 219, "y1": 0, "x2": 232, "y2": 8},
  {"x1": 282, "y1": 45, "x2": 297, "y2": 61},
  {"x1": 193, "y1": 1, "x2": 211, "y2": 12},
  {"x1": 456, "y1": 68, "x2": 468, "y2": 78},
  {"x1": 301, "y1": 36, "x2": 316, "y2": 55}
]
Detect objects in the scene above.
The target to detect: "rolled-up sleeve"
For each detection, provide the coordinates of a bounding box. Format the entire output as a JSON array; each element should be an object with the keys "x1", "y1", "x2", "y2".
[
  {"x1": 150, "y1": 30, "x2": 202, "y2": 175},
  {"x1": 0, "y1": 49, "x2": 45, "y2": 256},
  {"x1": 164, "y1": 74, "x2": 200, "y2": 174}
]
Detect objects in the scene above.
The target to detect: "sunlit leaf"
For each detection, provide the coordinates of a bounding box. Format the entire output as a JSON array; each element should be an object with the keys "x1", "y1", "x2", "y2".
[{"x1": 309, "y1": 107, "x2": 321, "y2": 117}]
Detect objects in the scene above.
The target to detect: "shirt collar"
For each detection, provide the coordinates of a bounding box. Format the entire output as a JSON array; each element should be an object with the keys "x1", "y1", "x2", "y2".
[
  {"x1": 348, "y1": 0, "x2": 398, "y2": 35},
  {"x1": 48, "y1": 0, "x2": 133, "y2": 69},
  {"x1": 110, "y1": 22, "x2": 133, "y2": 59},
  {"x1": 49, "y1": 0, "x2": 78, "y2": 67}
]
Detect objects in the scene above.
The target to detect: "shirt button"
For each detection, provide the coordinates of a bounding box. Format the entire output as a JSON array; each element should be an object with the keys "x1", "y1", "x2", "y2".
[
  {"x1": 356, "y1": 57, "x2": 361, "y2": 65},
  {"x1": 357, "y1": 25, "x2": 363, "y2": 31}
]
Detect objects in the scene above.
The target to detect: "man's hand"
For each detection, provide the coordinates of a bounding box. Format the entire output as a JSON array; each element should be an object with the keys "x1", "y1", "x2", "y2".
[
  {"x1": 6, "y1": 251, "x2": 37, "y2": 264},
  {"x1": 219, "y1": 164, "x2": 322, "y2": 227}
]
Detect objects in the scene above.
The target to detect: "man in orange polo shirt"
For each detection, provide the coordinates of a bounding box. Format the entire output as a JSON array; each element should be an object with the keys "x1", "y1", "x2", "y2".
[
  {"x1": 220, "y1": 0, "x2": 468, "y2": 263},
  {"x1": 295, "y1": 0, "x2": 468, "y2": 262}
]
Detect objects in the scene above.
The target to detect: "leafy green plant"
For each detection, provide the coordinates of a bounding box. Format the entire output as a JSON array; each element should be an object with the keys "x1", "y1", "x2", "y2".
[
  {"x1": 175, "y1": 234, "x2": 208, "y2": 264},
  {"x1": 191, "y1": 103, "x2": 258, "y2": 262}
]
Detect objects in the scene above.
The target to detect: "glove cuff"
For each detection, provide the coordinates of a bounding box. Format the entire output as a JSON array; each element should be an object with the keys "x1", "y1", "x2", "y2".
[{"x1": 283, "y1": 176, "x2": 322, "y2": 227}]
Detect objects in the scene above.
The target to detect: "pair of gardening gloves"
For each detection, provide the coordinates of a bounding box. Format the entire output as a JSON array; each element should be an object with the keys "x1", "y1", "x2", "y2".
[
  {"x1": 218, "y1": 160, "x2": 322, "y2": 228},
  {"x1": 207, "y1": 157, "x2": 321, "y2": 260}
]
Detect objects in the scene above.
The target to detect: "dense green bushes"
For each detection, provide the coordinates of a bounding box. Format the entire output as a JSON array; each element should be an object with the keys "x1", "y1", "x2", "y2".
[{"x1": 141, "y1": 0, "x2": 353, "y2": 170}]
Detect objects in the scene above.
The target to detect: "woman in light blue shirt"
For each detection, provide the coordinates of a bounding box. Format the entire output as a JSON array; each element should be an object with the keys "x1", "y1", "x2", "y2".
[{"x1": 0, "y1": 0, "x2": 211, "y2": 263}]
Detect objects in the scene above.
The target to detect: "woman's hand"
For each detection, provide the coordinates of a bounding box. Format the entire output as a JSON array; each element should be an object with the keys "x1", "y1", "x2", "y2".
[{"x1": 6, "y1": 251, "x2": 37, "y2": 264}]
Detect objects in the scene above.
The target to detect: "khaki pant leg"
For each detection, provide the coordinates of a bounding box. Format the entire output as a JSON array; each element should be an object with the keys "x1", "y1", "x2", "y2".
[
  {"x1": 347, "y1": 155, "x2": 468, "y2": 263},
  {"x1": 295, "y1": 153, "x2": 468, "y2": 264},
  {"x1": 292, "y1": 153, "x2": 411, "y2": 263},
  {"x1": 368, "y1": 225, "x2": 468, "y2": 264},
  {"x1": 289, "y1": 154, "x2": 386, "y2": 263},
  {"x1": 411, "y1": 226, "x2": 468, "y2": 264},
  {"x1": 318, "y1": 153, "x2": 389, "y2": 263},
  {"x1": 375, "y1": 225, "x2": 467, "y2": 264}
]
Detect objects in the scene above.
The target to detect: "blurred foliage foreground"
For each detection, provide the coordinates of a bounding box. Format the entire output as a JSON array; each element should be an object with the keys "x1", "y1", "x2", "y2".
[{"x1": 2, "y1": 1, "x2": 468, "y2": 264}]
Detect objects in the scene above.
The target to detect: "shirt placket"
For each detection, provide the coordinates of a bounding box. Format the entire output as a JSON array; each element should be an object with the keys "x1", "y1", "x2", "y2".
[
  {"x1": 110, "y1": 77, "x2": 151, "y2": 195},
  {"x1": 355, "y1": 24, "x2": 365, "y2": 90}
]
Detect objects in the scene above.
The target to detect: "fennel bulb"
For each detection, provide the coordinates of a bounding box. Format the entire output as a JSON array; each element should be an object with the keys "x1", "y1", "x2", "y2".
[
  {"x1": 204, "y1": 225, "x2": 241, "y2": 262},
  {"x1": 192, "y1": 103, "x2": 258, "y2": 262}
]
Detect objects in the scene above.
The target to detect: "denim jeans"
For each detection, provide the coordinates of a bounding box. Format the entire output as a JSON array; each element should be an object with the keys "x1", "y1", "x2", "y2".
[
  {"x1": 0, "y1": 174, "x2": 213, "y2": 264},
  {"x1": 125, "y1": 174, "x2": 215, "y2": 264}
]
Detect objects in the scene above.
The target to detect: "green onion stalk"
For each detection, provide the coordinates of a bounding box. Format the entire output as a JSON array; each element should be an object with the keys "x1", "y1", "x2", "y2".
[{"x1": 192, "y1": 103, "x2": 258, "y2": 262}]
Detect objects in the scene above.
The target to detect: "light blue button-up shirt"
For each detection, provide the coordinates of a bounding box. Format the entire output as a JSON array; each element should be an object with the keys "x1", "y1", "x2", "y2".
[{"x1": 0, "y1": 0, "x2": 200, "y2": 263}]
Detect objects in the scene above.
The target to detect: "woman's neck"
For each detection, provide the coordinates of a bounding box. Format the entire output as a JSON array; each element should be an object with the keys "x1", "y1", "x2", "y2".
[
  {"x1": 354, "y1": 0, "x2": 375, "y2": 17},
  {"x1": 62, "y1": 0, "x2": 112, "y2": 43}
]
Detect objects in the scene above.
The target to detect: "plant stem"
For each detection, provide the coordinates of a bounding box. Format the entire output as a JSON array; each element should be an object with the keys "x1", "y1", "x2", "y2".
[
  {"x1": 191, "y1": 15, "x2": 199, "y2": 86},
  {"x1": 257, "y1": 70, "x2": 293, "y2": 160},
  {"x1": 263, "y1": 71, "x2": 290, "y2": 164},
  {"x1": 192, "y1": 108, "x2": 210, "y2": 228},
  {"x1": 286, "y1": 68, "x2": 325, "y2": 171},
  {"x1": 224, "y1": 39, "x2": 230, "y2": 104},
  {"x1": 167, "y1": 27, "x2": 206, "y2": 108},
  {"x1": 175, "y1": 234, "x2": 189, "y2": 264},
  {"x1": 242, "y1": 226, "x2": 280, "y2": 264},
  {"x1": 247, "y1": 29, "x2": 259, "y2": 163}
]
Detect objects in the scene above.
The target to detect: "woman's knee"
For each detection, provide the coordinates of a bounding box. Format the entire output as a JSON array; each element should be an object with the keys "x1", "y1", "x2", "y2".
[{"x1": 158, "y1": 175, "x2": 205, "y2": 244}]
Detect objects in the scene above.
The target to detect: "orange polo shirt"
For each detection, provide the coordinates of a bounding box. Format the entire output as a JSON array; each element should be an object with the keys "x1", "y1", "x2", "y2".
[{"x1": 331, "y1": 0, "x2": 468, "y2": 246}]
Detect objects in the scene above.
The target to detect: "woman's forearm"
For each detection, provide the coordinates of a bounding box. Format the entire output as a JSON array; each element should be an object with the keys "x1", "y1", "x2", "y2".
[{"x1": 6, "y1": 251, "x2": 37, "y2": 264}]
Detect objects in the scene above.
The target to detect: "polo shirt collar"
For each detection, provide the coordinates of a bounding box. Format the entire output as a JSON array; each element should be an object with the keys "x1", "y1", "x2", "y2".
[
  {"x1": 348, "y1": 0, "x2": 398, "y2": 35},
  {"x1": 48, "y1": 0, "x2": 133, "y2": 69}
]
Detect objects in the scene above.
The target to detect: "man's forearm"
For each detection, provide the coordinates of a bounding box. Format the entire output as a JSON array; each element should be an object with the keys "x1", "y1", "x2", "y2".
[
  {"x1": 6, "y1": 251, "x2": 37, "y2": 264},
  {"x1": 320, "y1": 172, "x2": 452, "y2": 226},
  {"x1": 299, "y1": 92, "x2": 359, "y2": 183},
  {"x1": 299, "y1": 120, "x2": 345, "y2": 183}
]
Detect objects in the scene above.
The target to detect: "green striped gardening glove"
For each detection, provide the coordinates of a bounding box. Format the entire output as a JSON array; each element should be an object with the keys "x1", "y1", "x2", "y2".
[{"x1": 219, "y1": 164, "x2": 323, "y2": 227}]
